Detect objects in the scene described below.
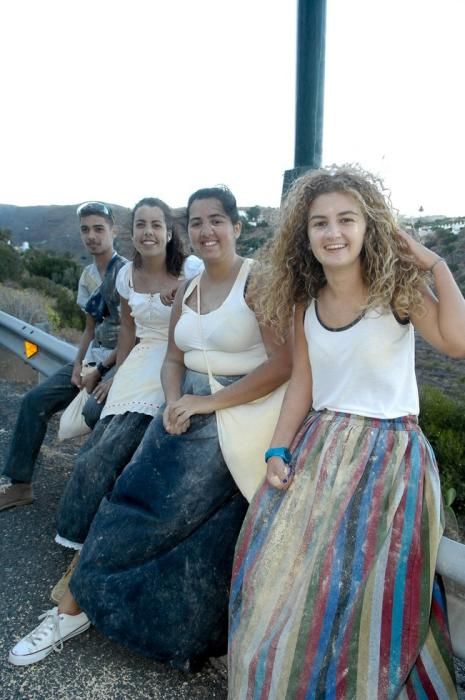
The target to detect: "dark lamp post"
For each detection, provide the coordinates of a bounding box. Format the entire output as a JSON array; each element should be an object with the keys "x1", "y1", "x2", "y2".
[{"x1": 282, "y1": 0, "x2": 327, "y2": 197}]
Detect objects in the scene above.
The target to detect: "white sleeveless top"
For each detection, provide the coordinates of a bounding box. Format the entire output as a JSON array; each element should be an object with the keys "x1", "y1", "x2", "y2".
[
  {"x1": 100, "y1": 255, "x2": 203, "y2": 420},
  {"x1": 174, "y1": 258, "x2": 268, "y2": 376},
  {"x1": 116, "y1": 255, "x2": 204, "y2": 341},
  {"x1": 305, "y1": 300, "x2": 419, "y2": 418}
]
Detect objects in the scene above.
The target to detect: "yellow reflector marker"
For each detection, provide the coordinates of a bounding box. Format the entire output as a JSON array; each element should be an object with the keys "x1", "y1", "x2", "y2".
[{"x1": 24, "y1": 341, "x2": 39, "y2": 359}]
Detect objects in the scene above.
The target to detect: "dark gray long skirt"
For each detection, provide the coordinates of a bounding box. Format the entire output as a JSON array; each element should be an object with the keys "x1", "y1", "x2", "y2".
[
  {"x1": 70, "y1": 370, "x2": 248, "y2": 669},
  {"x1": 56, "y1": 411, "x2": 152, "y2": 545}
]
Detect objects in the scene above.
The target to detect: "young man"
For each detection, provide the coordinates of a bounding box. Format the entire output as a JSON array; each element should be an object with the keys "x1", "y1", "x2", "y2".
[{"x1": 0, "y1": 201, "x2": 127, "y2": 510}]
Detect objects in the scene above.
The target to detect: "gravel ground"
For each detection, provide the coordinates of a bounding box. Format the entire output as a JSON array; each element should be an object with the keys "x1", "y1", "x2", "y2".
[{"x1": 0, "y1": 376, "x2": 464, "y2": 699}]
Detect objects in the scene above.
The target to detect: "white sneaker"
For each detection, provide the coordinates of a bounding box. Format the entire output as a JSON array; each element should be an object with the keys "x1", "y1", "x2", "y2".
[{"x1": 9, "y1": 607, "x2": 90, "y2": 666}]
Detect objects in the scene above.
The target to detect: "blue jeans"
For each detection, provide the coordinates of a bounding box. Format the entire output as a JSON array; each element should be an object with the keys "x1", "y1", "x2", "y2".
[{"x1": 3, "y1": 362, "x2": 106, "y2": 483}]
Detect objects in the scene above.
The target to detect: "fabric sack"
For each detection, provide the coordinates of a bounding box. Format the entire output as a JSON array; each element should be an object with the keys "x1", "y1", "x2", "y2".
[
  {"x1": 58, "y1": 365, "x2": 94, "y2": 441},
  {"x1": 210, "y1": 377, "x2": 287, "y2": 502}
]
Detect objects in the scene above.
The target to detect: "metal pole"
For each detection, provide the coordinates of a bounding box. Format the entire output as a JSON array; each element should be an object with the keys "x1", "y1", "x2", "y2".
[{"x1": 283, "y1": 0, "x2": 327, "y2": 196}]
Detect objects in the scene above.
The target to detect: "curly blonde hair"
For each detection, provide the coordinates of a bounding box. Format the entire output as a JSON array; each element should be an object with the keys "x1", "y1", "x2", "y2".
[{"x1": 250, "y1": 165, "x2": 427, "y2": 337}]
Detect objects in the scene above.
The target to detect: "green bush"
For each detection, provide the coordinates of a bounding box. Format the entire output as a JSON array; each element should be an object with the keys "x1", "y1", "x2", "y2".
[
  {"x1": 54, "y1": 288, "x2": 85, "y2": 330},
  {"x1": 0, "y1": 245, "x2": 85, "y2": 330},
  {"x1": 25, "y1": 276, "x2": 84, "y2": 330},
  {"x1": 0, "y1": 230, "x2": 24, "y2": 283},
  {"x1": 0, "y1": 234, "x2": 86, "y2": 330},
  {"x1": 23, "y1": 250, "x2": 81, "y2": 291},
  {"x1": 419, "y1": 385, "x2": 465, "y2": 509}
]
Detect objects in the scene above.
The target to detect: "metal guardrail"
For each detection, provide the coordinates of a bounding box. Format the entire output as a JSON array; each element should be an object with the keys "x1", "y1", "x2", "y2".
[
  {"x1": 437, "y1": 537, "x2": 465, "y2": 660},
  {"x1": 0, "y1": 310, "x2": 76, "y2": 377},
  {"x1": 436, "y1": 537, "x2": 465, "y2": 661},
  {"x1": 0, "y1": 308, "x2": 464, "y2": 659}
]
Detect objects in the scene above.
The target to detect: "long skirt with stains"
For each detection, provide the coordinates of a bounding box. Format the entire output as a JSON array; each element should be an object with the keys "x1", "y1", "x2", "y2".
[
  {"x1": 56, "y1": 411, "x2": 153, "y2": 547},
  {"x1": 69, "y1": 369, "x2": 248, "y2": 670},
  {"x1": 228, "y1": 411, "x2": 457, "y2": 699}
]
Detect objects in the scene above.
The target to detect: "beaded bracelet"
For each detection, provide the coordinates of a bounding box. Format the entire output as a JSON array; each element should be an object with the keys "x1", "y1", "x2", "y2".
[{"x1": 429, "y1": 258, "x2": 446, "y2": 273}]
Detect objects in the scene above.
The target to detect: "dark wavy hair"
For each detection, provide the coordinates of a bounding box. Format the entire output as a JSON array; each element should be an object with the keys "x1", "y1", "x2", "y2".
[
  {"x1": 131, "y1": 197, "x2": 186, "y2": 276},
  {"x1": 187, "y1": 185, "x2": 240, "y2": 224}
]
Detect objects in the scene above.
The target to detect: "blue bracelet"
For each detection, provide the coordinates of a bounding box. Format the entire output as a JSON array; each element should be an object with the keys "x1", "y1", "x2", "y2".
[{"x1": 264, "y1": 447, "x2": 292, "y2": 464}]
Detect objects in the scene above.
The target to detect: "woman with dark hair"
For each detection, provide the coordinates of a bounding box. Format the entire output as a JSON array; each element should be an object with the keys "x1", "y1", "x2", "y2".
[
  {"x1": 50, "y1": 197, "x2": 202, "y2": 599},
  {"x1": 9, "y1": 186, "x2": 291, "y2": 670}
]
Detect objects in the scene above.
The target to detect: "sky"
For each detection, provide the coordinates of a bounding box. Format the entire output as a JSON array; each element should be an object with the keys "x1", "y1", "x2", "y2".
[{"x1": 0, "y1": 0, "x2": 464, "y2": 216}]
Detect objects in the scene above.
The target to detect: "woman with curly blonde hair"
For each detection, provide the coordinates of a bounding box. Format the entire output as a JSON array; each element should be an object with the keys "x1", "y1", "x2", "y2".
[
  {"x1": 251, "y1": 166, "x2": 427, "y2": 337},
  {"x1": 229, "y1": 166, "x2": 465, "y2": 699}
]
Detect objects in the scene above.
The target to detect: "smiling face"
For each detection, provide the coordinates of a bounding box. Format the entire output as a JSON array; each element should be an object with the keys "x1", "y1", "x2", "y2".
[
  {"x1": 307, "y1": 191, "x2": 367, "y2": 270},
  {"x1": 132, "y1": 205, "x2": 170, "y2": 258},
  {"x1": 79, "y1": 215, "x2": 115, "y2": 258},
  {"x1": 187, "y1": 197, "x2": 241, "y2": 262}
]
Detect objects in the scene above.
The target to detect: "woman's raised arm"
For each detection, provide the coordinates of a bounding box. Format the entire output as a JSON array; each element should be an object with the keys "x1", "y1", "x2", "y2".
[{"x1": 397, "y1": 229, "x2": 465, "y2": 357}]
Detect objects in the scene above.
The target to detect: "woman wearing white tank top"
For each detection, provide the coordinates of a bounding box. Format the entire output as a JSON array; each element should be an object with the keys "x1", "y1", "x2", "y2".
[{"x1": 229, "y1": 167, "x2": 465, "y2": 699}]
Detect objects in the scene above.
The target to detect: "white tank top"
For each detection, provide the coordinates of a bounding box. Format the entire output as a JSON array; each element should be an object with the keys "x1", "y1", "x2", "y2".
[
  {"x1": 304, "y1": 300, "x2": 419, "y2": 418},
  {"x1": 174, "y1": 258, "x2": 268, "y2": 376}
]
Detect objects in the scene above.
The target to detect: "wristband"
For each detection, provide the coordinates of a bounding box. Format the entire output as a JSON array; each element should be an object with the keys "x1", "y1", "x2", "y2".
[
  {"x1": 265, "y1": 447, "x2": 292, "y2": 464},
  {"x1": 97, "y1": 362, "x2": 110, "y2": 377},
  {"x1": 428, "y1": 257, "x2": 445, "y2": 273}
]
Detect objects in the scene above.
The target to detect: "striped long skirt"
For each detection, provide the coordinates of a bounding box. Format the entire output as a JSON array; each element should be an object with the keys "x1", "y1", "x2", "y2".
[{"x1": 228, "y1": 411, "x2": 457, "y2": 699}]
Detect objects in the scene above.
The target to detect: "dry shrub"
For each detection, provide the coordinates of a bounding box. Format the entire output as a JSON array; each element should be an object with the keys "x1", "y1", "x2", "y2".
[{"x1": 0, "y1": 284, "x2": 51, "y2": 325}]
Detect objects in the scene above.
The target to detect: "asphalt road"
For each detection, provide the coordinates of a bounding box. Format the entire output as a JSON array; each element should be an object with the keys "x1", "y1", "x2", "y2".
[
  {"x1": 0, "y1": 378, "x2": 227, "y2": 700},
  {"x1": 1, "y1": 376, "x2": 464, "y2": 699}
]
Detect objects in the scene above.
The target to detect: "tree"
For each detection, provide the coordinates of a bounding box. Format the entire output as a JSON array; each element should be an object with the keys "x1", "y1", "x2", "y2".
[
  {"x1": 246, "y1": 206, "x2": 261, "y2": 222},
  {"x1": 419, "y1": 385, "x2": 465, "y2": 509},
  {"x1": 0, "y1": 227, "x2": 12, "y2": 244},
  {"x1": 0, "y1": 230, "x2": 23, "y2": 282},
  {"x1": 23, "y1": 250, "x2": 81, "y2": 291}
]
